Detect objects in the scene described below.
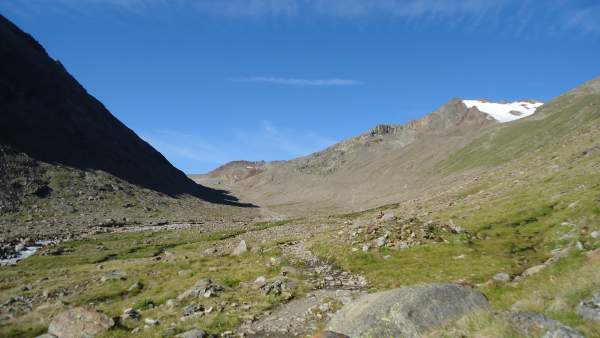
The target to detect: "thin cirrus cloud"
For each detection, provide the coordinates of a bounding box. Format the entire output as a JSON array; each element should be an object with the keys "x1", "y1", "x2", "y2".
[
  {"x1": 140, "y1": 121, "x2": 337, "y2": 173},
  {"x1": 5, "y1": 0, "x2": 600, "y2": 35},
  {"x1": 230, "y1": 77, "x2": 364, "y2": 87}
]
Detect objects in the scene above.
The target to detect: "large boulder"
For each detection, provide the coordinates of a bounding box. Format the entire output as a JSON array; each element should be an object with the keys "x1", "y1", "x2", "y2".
[
  {"x1": 327, "y1": 283, "x2": 488, "y2": 338},
  {"x1": 48, "y1": 307, "x2": 114, "y2": 338}
]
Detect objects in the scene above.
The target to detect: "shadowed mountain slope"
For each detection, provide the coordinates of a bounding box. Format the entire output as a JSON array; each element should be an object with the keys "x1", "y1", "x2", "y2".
[
  {"x1": 0, "y1": 15, "x2": 250, "y2": 206},
  {"x1": 0, "y1": 15, "x2": 259, "y2": 244}
]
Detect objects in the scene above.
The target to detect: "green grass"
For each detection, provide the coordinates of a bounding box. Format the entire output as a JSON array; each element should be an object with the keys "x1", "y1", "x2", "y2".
[{"x1": 0, "y1": 228, "x2": 307, "y2": 338}]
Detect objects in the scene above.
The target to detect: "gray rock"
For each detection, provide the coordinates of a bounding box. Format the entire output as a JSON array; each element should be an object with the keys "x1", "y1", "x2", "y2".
[
  {"x1": 254, "y1": 276, "x2": 267, "y2": 288},
  {"x1": 327, "y1": 283, "x2": 489, "y2": 338},
  {"x1": 232, "y1": 240, "x2": 248, "y2": 256},
  {"x1": 144, "y1": 318, "x2": 158, "y2": 326},
  {"x1": 522, "y1": 264, "x2": 545, "y2": 277},
  {"x1": 178, "y1": 269, "x2": 193, "y2": 277},
  {"x1": 577, "y1": 291, "x2": 600, "y2": 322},
  {"x1": 175, "y1": 329, "x2": 208, "y2": 338},
  {"x1": 375, "y1": 236, "x2": 386, "y2": 247},
  {"x1": 542, "y1": 326, "x2": 586, "y2": 338},
  {"x1": 182, "y1": 303, "x2": 204, "y2": 317},
  {"x1": 128, "y1": 281, "x2": 143, "y2": 292},
  {"x1": 122, "y1": 308, "x2": 141, "y2": 321},
  {"x1": 48, "y1": 307, "x2": 115, "y2": 338},
  {"x1": 493, "y1": 272, "x2": 510, "y2": 283},
  {"x1": 100, "y1": 269, "x2": 127, "y2": 283},
  {"x1": 507, "y1": 311, "x2": 584, "y2": 338},
  {"x1": 177, "y1": 279, "x2": 223, "y2": 300},
  {"x1": 591, "y1": 231, "x2": 600, "y2": 239},
  {"x1": 381, "y1": 213, "x2": 396, "y2": 222}
]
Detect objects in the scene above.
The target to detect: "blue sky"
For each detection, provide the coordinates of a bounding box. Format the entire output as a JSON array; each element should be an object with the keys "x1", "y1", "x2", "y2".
[{"x1": 2, "y1": 0, "x2": 600, "y2": 173}]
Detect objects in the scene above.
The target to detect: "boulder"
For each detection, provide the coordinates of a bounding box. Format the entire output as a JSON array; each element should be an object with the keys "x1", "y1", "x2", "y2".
[
  {"x1": 506, "y1": 311, "x2": 584, "y2": 338},
  {"x1": 327, "y1": 283, "x2": 488, "y2": 338},
  {"x1": 182, "y1": 303, "x2": 204, "y2": 317},
  {"x1": 177, "y1": 279, "x2": 223, "y2": 300},
  {"x1": 493, "y1": 272, "x2": 511, "y2": 283},
  {"x1": 577, "y1": 291, "x2": 600, "y2": 322},
  {"x1": 48, "y1": 307, "x2": 114, "y2": 338},
  {"x1": 231, "y1": 240, "x2": 248, "y2": 256},
  {"x1": 175, "y1": 329, "x2": 208, "y2": 338}
]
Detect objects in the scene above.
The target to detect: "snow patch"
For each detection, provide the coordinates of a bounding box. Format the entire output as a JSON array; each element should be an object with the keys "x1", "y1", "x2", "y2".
[{"x1": 462, "y1": 100, "x2": 543, "y2": 123}]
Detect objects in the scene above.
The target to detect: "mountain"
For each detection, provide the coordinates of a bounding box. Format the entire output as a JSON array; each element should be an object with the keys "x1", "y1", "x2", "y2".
[
  {"x1": 0, "y1": 15, "x2": 257, "y2": 243},
  {"x1": 194, "y1": 96, "x2": 555, "y2": 215}
]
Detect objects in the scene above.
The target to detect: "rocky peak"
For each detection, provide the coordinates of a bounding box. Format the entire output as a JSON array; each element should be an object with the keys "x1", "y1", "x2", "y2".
[{"x1": 370, "y1": 124, "x2": 400, "y2": 136}]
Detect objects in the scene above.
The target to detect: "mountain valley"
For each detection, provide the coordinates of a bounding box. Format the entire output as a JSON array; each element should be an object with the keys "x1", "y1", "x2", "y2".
[{"x1": 1, "y1": 13, "x2": 600, "y2": 338}]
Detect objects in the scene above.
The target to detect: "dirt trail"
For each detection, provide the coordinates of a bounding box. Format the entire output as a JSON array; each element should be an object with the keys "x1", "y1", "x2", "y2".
[{"x1": 239, "y1": 241, "x2": 368, "y2": 337}]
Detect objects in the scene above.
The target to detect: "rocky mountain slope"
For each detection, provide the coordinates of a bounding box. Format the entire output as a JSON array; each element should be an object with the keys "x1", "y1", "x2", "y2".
[
  {"x1": 194, "y1": 97, "x2": 546, "y2": 215},
  {"x1": 0, "y1": 15, "x2": 258, "y2": 247}
]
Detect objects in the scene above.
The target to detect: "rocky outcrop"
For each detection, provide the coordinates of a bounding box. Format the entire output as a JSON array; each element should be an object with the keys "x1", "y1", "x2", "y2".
[
  {"x1": 577, "y1": 291, "x2": 600, "y2": 322},
  {"x1": 326, "y1": 283, "x2": 488, "y2": 338},
  {"x1": 177, "y1": 279, "x2": 223, "y2": 300},
  {"x1": 47, "y1": 307, "x2": 114, "y2": 338},
  {"x1": 506, "y1": 311, "x2": 584, "y2": 338}
]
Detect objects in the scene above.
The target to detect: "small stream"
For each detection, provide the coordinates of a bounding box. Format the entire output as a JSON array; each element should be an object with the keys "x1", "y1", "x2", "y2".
[{"x1": 0, "y1": 241, "x2": 53, "y2": 266}]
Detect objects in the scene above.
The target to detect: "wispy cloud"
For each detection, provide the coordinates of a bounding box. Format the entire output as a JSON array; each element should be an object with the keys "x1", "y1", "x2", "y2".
[
  {"x1": 140, "y1": 121, "x2": 337, "y2": 173},
  {"x1": 5, "y1": 0, "x2": 600, "y2": 36},
  {"x1": 230, "y1": 77, "x2": 364, "y2": 86}
]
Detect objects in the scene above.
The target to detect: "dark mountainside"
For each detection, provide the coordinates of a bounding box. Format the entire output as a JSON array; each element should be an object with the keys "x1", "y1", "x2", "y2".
[
  {"x1": 0, "y1": 15, "x2": 242, "y2": 204},
  {"x1": 0, "y1": 16, "x2": 258, "y2": 248}
]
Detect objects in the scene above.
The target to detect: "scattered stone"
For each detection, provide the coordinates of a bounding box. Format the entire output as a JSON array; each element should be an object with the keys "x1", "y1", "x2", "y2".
[
  {"x1": 493, "y1": 272, "x2": 510, "y2": 283},
  {"x1": 232, "y1": 240, "x2": 248, "y2": 256},
  {"x1": 144, "y1": 318, "x2": 158, "y2": 326},
  {"x1": 375, "y1": 236, "x2": 386, "y2": 248},
  {"x1": 383, "y1": 255, "x2": 392, "y2": 260},
  {"x1": 361, "y1": 244, "x2": 369, "y2": 252},
  {"x1": 395, "y1": 241, "x2": 410, "y2": 250},
  {"x1": 254, "y1": 276, "x2": 267, "y2": 288},
  {"x1": 177, "y1": 279, "x2": 223, "y2": 300},
  {"x1": 506, "y1": 311, "x2": 584, "y2": 338},
  {"x1": 128, "y1": 281, "x2": 143, "y2": 292},
  {"x1": 100, "y1": 269, "x2": 127, "y2": 283},
  {"x1": 327, "y1": 283, "x2": 488, "y2": 338},
  {"x1": 182, "y1": 303, "x2": 204, "y2": 317},
  {"x1": 522, "y1": 264, "x2": 545, "y2": 277},
  {"x1": 166, "y1": 299, "x2": 177, "y2": 308},
  {"x1": 576, "y1": 241, "x2": 584, "y2": 250},
  {"x1": 576, "y1": 291, "x2": 600, "y2": 322},
  {"x1": 122, "y1": 308, "x2": 141, "y2": 321},
  {"x1": 48, "y1": 307, "x2": 115, "y2": 338},
  {"x1": 178, "y1": 269, "x2": 193, "y2": 277},
  {"x1": 35, "y1": 334, "x2": 57, "y2": 338},
  {"x1": 591, "y1": 231, "x2": 600, "y2": 239},
  {"x1": 381, "y1": 213, "x2": 396, "y2": 222},
  {"x1": 261, "y1": 277, "x2": 291, "y2": 296},
  {"x1": 175, "y1": 329, "x2": 208, "y2": 338}
]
